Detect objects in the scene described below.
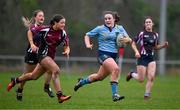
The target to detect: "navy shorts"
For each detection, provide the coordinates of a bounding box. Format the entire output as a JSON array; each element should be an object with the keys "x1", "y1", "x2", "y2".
[
  {"x1": 97, "y1": 50, "x2": 118, "y2": 65},
  {"x1": 137, "y1": 54, "x2": 155, "y2": 67}
]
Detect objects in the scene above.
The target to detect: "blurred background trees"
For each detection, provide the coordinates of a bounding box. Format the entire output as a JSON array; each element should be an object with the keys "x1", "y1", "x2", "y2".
[{"x1": 0, "y1": 0, "x2": 179, "y2": 60}]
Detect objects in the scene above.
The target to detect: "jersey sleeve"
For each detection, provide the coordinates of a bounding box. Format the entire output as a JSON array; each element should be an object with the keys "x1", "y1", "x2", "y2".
[
  {"x1": 133, "y1": 31, "x2": 143, "y2": 44},
  {"x1": 86, "y1": 26, "x2": 100, "y2": 38},
  {"x1": 30, "y1": 25, "x2": 48, "y2": 36},
  {"x1": 155, "y1": 32, "x2": 159, "y2": 45},
  {"x1": 62, "y1": 30, "x2": 69, "y2": 46},
  {"x1": 118, "y1": 25, "x2": 129, "y2": 37},
  {"x1": 29, "y1": 25, "x2": 36, "y2": 36}
]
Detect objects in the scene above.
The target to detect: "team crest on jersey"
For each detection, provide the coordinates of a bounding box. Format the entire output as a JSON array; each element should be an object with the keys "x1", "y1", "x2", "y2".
[
  {"x1": 144, "y1": 35, "x2": 149, "y2": 38},
  {"x1": 149, "y1": 39, "x2": 154, "y2": 43},
  {"x1": 102, "y1": 33, "x2": 107, "y2": 37},
  {"x1": 48, "y1": 34, "x2": 52, "y2": 36}
]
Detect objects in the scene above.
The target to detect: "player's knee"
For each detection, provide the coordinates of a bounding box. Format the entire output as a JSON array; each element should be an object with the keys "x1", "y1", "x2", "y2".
[
  {"x1": 52, "y1": 72, "x2": 59, "y2": 79},
  {"x1": 111, "y1": 67, "x2": 120, "y2": 77},
  {"x1": 148, "y1": 77, "x2": 154, "y2": 82},
  {"x1": 52, "y1": 68, "x2": 60, "y2": 75},
  {"x1": 113, "y1": 67, "x2": 120, "y2": 74},
  {"x1": 138, "y1": 78, "x2": 145, "y2": 83}
]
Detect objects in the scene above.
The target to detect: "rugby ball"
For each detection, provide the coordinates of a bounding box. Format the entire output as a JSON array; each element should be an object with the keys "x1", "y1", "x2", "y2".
[{"x1": 116, "y1": 34, "x2": 127, "y2": 48}]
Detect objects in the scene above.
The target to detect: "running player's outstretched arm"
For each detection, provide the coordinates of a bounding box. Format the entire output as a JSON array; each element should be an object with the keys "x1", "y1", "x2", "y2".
[
  {"x1": 131, "y1": 41, "x2": 140, "y2": 58},
  {"x1": 84, "y1": 35, "x2": 93, "y2": 49},
  {"x1": 62, "y1": 46, "x2": 70, "y2": 57},
  {"x1": 27, "y1": 30, "x2": 38, "y2": 52},
  {"x1": 154, "y1": 41, "x2": 168, "y2": 50}
]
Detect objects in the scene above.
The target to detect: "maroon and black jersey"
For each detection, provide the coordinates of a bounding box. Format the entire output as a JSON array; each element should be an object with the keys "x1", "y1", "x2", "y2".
[
  {"x1": 30, "y1": 24, "x2": 42, "y2": 36},
  {"x1": 30, "y1": 24, "x2": 49, "y2": 47},
  {"x1": 134, "y1": 31, "x2": 159, "y2": 56},
  {"x1": 26, "y1": 24, "x2": 48, "y2": 53},
  {"x1": 25, "y1": 24, "x2": 48, "y2": 64},
  {"x1": 34, "y1": 26, "x2": 69, "y2": 59}
]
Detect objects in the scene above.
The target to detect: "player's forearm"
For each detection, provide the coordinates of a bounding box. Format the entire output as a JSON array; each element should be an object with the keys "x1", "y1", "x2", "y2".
[
  {"x1": 131, "y1": 42, "x2": 139, "y2": 53},
  {"x1": 154, "y1": 44, "x2": 167, "y2": 50},
  {"x1": 27, "y1": 30, "x2": 34, "y2": 46},
  {"x1": 84, "y1": 35, "x2": 91, "y2": 47},
  {"x1": 64, "y1": 46, "x2": 70, "y2": 52}
]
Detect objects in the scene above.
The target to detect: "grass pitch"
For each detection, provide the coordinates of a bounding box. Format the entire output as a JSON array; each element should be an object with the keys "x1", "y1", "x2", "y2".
[{"x1": 0, "y1": 72, "x2": 179, "y2": 109}]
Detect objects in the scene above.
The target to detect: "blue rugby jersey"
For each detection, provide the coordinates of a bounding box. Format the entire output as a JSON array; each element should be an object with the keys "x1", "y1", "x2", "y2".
[{"x1": 86, "y1": 24, "x2": 129, "y2": 53}]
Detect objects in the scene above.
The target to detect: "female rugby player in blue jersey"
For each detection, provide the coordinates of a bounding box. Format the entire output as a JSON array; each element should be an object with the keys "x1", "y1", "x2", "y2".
[
  {"x1": 126, "y1": 16, "x2": 168, "y2": 100},
  {"x1": 16, "y1": 10, "x2": 54, "y2": 101},
  {"x1": 74, "y1": 11, "x2": 132, "y2": 102}
]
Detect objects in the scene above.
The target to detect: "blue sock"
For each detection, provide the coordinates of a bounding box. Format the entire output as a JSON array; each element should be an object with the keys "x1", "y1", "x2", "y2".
[
  {"x1": 110, "y1": 81, "x2": 118, "y2": 96},
  {"x1": 79, "y1": 77, "x2": 90, "y2": 86}
]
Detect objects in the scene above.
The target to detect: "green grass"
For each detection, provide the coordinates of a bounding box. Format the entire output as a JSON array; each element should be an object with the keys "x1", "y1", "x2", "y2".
[{"x1": 0, "y1": 72, "x2": 180, "y2": 109}]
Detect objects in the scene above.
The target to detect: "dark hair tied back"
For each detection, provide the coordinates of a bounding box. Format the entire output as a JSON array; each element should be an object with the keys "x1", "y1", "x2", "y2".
[
  {"x1": 50, "y1": 14, "x2": 64, "y2": 25},
  {"x1": 114, "y1": 12, "x2": 120, "y2": 23},
  {"x1": 103, "y1": 11, "x2": 120, "y2": 23}
]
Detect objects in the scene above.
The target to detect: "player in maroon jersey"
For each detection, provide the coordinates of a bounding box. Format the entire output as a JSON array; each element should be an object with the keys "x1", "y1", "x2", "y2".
[
  {"x1": 126, "y1": 16, "x2": 168, "y2": 100},
  {"x1": 16, "y1": 10, "x2": 54, "y2": 101},
  {"x1": 7, "y1": 14, "x2": 71, "y2": 103}
]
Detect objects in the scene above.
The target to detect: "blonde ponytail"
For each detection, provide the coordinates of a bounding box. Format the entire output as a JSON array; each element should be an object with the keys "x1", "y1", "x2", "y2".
[{"x1": 21, "y1": 16, "x2": 34, "y2": 28}]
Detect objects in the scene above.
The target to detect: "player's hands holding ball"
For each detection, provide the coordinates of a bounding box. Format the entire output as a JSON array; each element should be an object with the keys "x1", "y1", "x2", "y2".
[
  {"x1": 116, "y1": 34, "x2": 132, "y2": 48},
  {"x1": 119, "y1": 36, "x2": 132, "y2": 44}
]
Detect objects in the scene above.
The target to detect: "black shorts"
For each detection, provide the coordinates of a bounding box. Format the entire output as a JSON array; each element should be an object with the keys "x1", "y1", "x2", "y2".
[
  {"x1": 137, "y1": 54, "x2": 155, "y2": 67},
  {"x1": 97, "y1": 50, "x2": 118, "y2": 65},
  {"x1": 24, "y1": 52, "x2": 38, "y2": 65},
  {"x1": 37, "y1": 45, "x2": 48, "y2": 62}
]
